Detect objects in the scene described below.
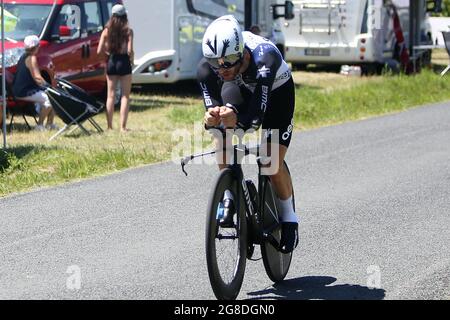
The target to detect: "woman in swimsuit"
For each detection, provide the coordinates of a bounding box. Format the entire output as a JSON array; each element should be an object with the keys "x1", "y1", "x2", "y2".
[{"x1": 98, "y1": 4, "x2": 134, "y2": 132}]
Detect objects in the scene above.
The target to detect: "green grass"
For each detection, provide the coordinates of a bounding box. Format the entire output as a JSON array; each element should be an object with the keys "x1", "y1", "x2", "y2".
[
  {"x1": 2, "y1": 67, "x2": 450, "y2": 197},
  {"x1": 168, "y1": 103, "x2": 204, "y2": 124},
  {"x1": 0, "y1": 144, "x2": 161, "y2": 195},
  {"x1": 168, "y1": 69, "x2": 450, "y2": 130},
  {"x1": 295, "y1": 70, "x2": 450, "y2": 128}
]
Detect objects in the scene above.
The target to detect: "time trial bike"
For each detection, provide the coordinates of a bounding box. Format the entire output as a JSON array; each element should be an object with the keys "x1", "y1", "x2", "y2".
[{"x1": 181, "y1": 128, "x2": 295, "y2": 300}]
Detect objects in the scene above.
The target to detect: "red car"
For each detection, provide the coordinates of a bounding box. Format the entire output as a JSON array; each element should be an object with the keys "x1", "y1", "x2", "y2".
[{"x1": 1, "y1": 0, "x2": 122, "y2": 103}]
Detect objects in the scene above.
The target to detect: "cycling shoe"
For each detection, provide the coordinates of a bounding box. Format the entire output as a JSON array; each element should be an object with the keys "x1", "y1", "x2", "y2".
[{"x1": 279, "y1": 222, "x2": 299, "y2": 254}]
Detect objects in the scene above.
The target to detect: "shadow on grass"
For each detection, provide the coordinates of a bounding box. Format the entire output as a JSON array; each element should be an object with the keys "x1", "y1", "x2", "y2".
[
  {"x1": 293, "y1": 64, "x2": 342, "y2": 73},
  {"x1": 132, "y1": 80, "x2": 200, "y2": 98},
  {"x1": 430, "y1": 63, "x2": 448, "y2": 74},
  {"x1": 0, "y1": 144, "x2": 56, "y2": 172},
  {"x1": 129, "y1": 98, "x2": 182, "y2": 113},
  {"x1": 294, "y1": 83, "x2": 323, "y2": 92},
  {"x1": 7, "y1": 122, "x2": 35, "y2": 133},
  {"x1": 1, "y1": 116, "x2": 37, "y2": 133},
  {"x1": 247, "y1": 276, "x2": 386, "y2": 300}
]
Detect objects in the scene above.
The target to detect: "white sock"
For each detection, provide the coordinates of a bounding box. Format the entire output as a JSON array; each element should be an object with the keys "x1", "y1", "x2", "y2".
[
  {"x1": 224, "y1": 190, "x2": 234, "y2": 201},
  {"x1": 277, "y1": 196, "x2": 298, "y2": 223}
]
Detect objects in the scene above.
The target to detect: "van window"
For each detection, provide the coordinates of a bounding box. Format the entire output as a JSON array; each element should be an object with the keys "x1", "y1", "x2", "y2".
[
  {"x1": 52, "y1": 4, "x2": 82, "y2": 41},
  {"x1": 102, "y1": 0, "x2": 121, "y2": 23},
  {"x1": 3, "y1": 4, "x2": 52, "y2": 41},
  {"x1": 83, "y1": 1, "x2": 103, "y2": 34},
  {"x1": 187, "y1": 0, "x2": 244, "y2": 23}
]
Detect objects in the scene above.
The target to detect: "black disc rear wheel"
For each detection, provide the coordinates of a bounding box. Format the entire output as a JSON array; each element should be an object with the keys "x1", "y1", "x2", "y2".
[
  {"x1": 205, "y1": 168, "x2": 247, "y2": 300},
  {"x1": 260, "y1": 162, "x2": 295, "y2": 283}
]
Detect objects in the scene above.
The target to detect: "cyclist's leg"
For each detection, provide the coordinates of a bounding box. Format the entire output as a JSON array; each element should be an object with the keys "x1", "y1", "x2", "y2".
[
  {"x1": 267, "y1": 145, "x2": 293, "y2": 202},
  {"x1": 261, "y1": 77, "x2": 298, "y2": 252},
  {"x1": 261, "y1": 143, "x2": 296, "y2": 220},
  {"x1": 261, "y1": 77, "x2": 295, "y2": 202}
]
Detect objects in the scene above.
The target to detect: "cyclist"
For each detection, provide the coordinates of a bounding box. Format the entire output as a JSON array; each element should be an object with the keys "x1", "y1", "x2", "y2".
[{"x1": 197, "y1": 15, "x2": 298, "y2": 253}]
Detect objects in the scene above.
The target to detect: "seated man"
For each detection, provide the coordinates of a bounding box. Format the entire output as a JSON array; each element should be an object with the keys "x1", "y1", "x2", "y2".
[{"x1": 12, "y1": 35, "x2": 57, "y2": 131}]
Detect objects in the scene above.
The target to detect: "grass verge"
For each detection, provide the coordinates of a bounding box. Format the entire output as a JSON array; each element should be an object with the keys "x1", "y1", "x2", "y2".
[{"x1": 1, "y1": 67, "x2": 450, "y2": 197}]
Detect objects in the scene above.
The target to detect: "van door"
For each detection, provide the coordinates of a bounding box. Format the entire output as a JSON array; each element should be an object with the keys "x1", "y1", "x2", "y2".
[
  {"x1": 178, "y1": 16, "x2": 198, "y2": 75},
  {"x1": 182, "y1": 0, "x2": 245, "y2": 76},
  {"x1": 80, "y1": 0, "x2": 106, "y2": 95},
  {"x1": 49, "y1": 3, "x2": 84, "y2": 86}
]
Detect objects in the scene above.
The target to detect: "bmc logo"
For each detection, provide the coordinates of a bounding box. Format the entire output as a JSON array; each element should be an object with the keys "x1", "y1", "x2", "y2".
[
  {"x1": 260, "y1": 85, "x2": 269, "y2": 112},
  {"x1": 200, "y1": 83, "x2": 213, "y2": 107}
]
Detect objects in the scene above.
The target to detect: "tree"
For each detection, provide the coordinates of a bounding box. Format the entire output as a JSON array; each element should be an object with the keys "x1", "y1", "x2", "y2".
[
  {"x1": 432, "y1": 0, "x2": 450, "y2": 16},
  {"x1": 440, "y1": 0, "x2": 450, "y2": 16}
]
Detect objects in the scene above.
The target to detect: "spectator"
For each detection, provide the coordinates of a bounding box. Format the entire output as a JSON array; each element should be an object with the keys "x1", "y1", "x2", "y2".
[
  {"x1": 12, "y1": 35, "x2": 56, "y2": 131},
  {"x1": 97, "y1": 4, "x2": 134, "y2": 132}
]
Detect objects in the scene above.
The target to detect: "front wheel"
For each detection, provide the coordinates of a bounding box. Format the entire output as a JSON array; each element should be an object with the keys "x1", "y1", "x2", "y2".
[{"x1": 205, "y1": 168, "x2": 247, "y2": 300}]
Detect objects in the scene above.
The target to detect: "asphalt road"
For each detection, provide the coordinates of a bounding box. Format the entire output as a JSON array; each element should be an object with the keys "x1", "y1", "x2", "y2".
[{"x1": 1, "y1": 102, "x2": 449, "y2": 300}]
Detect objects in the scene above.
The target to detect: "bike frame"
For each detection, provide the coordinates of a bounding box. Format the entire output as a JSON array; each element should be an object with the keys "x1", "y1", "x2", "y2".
[{"x1": 181, "y1": 134, "x2": 283, "y2": 250}]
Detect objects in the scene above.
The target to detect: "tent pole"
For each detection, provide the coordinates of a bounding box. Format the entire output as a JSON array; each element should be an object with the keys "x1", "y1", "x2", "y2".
[{"x1": 1, "y1": 0, "x2": 7, "y2": 150}]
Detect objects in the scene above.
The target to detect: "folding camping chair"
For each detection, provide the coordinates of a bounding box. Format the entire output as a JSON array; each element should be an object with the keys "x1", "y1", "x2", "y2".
[
  {"x1": 55, "y1": 78, "x2": 104, "y2": 133},
  {"x1": 6, "y1": 98, "x2": 39, "y2": 132},
  {"x1": 45, "y1": 82, "x2": 104, "y2": 141},
  {"x1": 56, "y1": 78, "x2": 104, "y2": 112},
  {"x1": 440, "y1": 31, "x2": 450, "y2": 77},
  {"x1": 2, "y1": 75, "x2": 38, "y2": 132}
]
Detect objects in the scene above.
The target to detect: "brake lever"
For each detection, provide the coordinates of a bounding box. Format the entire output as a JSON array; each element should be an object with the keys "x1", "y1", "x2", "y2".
[
  {"x1": 181, "y1": 163, "x2": 188, "y2": 176},
  {"x1": 180, "y1": 156, "x2": 191, "y2": 176}
]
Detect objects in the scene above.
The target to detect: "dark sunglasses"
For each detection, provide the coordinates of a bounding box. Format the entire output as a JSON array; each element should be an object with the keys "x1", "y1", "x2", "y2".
[{"x1": 206, "y1": 53, "x2": 242, "y2": 69}]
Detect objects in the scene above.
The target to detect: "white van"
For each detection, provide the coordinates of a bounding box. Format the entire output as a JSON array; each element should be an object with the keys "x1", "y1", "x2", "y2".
[
  {"x1": 280, "y1": 0, "x2": 436, "y2": 71},
  {"x1": 122, "y1": 0, "x2": 290, "y2": 84}
]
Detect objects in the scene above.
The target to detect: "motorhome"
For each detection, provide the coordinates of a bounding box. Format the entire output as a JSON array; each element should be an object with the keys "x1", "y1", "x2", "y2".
[
  {"x1": 428, "y1": 16, "x2": 450, "y2": 46},
  {"x1": 122, "y1": 0, "x2": 290, "y2": 84},
  {"x1": 280, "y1": 0, "x2": 438, "y2": 71}
]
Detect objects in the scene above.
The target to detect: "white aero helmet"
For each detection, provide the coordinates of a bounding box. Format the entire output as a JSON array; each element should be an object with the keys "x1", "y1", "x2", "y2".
[{"x1": 202, "y1": 15, "x2": 244, "y2": 69}]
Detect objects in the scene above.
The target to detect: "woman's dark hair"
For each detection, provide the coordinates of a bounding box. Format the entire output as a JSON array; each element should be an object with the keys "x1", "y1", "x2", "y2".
[
  {"x1": 25, "y1": 46, "x2": 39, "y2": 56},
  {"x1": 106, "y1": 14, "x2": 130, "y2": 54}
]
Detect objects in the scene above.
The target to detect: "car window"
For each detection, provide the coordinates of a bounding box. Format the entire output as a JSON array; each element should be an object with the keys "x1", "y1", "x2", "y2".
[
  {"x1": 83, "y1": 1, "x2": 103, "y2": 35},
  {"x1": 187, "y1": 0, "x2": 244, "y2": 23},
  {"x1": 103, "y1": 0, "x2": 121, "y2": 23},
  {"x1": 52, "y1": 4, "x2": 81, "y2": 41},
  {"x1": 4, "y1": 4, "x2": 52, "y2": 41}
]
